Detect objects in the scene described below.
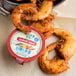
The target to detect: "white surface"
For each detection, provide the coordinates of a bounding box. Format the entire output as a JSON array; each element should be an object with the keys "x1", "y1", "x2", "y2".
[
  {"x1": 0, "y1": 15, "x2": 76, "y2": 76},
  {"x1": 54, "y1": 0, "x2": 76, "y2": 18},
  {"x1": 0, "y1": 0, "x2": 76, "y2": 75}
]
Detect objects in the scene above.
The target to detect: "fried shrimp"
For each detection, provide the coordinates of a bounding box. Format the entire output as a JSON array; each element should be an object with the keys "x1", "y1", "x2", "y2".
[
  {"x1": 39, "y1": 41, "x2": 69, "y2": 74},
  {"x1": 39, "y1": 28, "x2": 76, "y2": 73},
  {"x1": 54, "y1": 28, "x2": 76, "y2": 60},
  {"x1": 28, "y1": 15, "x2": 54, "y2": 39},
  {"x1": 11, "y1": 3, "x2": 37, "y2": 33},
  {"x1": 22, "y1": 0, "x2": 53, "y2": 21},
  {"x1": 11, "y1": 0, "x2": 53, "y2": 33}
]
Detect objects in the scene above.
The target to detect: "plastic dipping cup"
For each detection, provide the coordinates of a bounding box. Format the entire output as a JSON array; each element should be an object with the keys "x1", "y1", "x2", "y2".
[{"x1": 7, "y1": 26, "x2": 45, "y2": 64}]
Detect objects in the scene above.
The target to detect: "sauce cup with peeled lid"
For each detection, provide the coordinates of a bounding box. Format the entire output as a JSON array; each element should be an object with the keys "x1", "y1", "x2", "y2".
[{"x1": 7, "y1": 26, "x2": 45, "y2": 64}]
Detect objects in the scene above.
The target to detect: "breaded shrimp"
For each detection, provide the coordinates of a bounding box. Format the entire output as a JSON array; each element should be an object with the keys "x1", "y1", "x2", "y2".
[
  {"x1": 22, "y1": 0, "x2": 53, "y2": 21},
  {"x1": 39, "y1": 41, "x2": 69, "y2": 74},
  {"x1": 11, "y1": 3, "x2": 37, "y2": 33},
  {"x1": 11, "y1": 0, "x2": 53, "y2": 33},
  {"x1": 28, "y1": 15, "x2": 54, "y2": 39},
  {"x1": 54, "y1": 28, "x2": 76, "y2": 60}
]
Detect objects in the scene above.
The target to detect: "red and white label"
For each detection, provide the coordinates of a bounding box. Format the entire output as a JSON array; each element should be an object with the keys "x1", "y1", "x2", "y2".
[{"x1": 17, "y1": 37, "x2": 37, "y2": 46}]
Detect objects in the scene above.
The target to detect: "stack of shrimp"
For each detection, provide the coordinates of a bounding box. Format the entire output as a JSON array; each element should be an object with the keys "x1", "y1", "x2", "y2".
[
  {"x1": 11, "y1": 0, "x2": 76, "y2": 74},
  {"x1": 11, "y1": 0, "x2": 54, "y2": 39}
]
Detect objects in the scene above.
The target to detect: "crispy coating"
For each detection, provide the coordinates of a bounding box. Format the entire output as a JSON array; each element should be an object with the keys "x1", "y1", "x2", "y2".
[
  {"x1": 22, "y1": 0, "x2": 53, "y2": 21},
  {"x1": 11, "y1": 0, "x2": 53, "y2": 33},
  {"x1": 11, "y1": 3, "x2": 37, "y2": 33},
  {"x1": 28, "y1": 15, "x2": 54, "y2": 39},
  {"x1": 39, "y1": 41, "x2": 69, "y2": 74},
  {"x1": 54, "y1": 28, "x2": 76, "y2": 60},
  {"x1": 39, "y1": 28, "x2": 76, "y2": 74}
]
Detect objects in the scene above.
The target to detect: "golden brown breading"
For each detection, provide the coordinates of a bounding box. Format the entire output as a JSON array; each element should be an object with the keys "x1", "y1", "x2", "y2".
[
  {"x1": 11, "y1": 0, "x2": 53, "y2": 33},
  {"x1": 39, "y1": 41, "x2": 69, "y2": 74},
  {"x1": 54, "y1": 28, "x2": 76, "y2": 60},
  {"x1": 11, "y1": 3, "x2": 37, "y2": 33},
  {"x1": 28, "y1": 15, "x2": 54, "y2": 39}
]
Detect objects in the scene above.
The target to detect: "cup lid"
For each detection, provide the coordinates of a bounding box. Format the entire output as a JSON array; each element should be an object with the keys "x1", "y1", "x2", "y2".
[{"x1": 7, "y1": 26, "x2": 45, "y2": 62}]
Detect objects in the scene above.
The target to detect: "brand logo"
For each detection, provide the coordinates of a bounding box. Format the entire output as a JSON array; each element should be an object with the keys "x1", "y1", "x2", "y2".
[{"x1": 17, "y1": 37, "x2": 37, "y2": 46}]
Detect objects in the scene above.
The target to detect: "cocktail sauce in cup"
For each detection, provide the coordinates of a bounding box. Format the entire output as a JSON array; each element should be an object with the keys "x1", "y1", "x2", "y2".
[{"x1": 7, "y1": 26, "x2": 45, "y2": 64}]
